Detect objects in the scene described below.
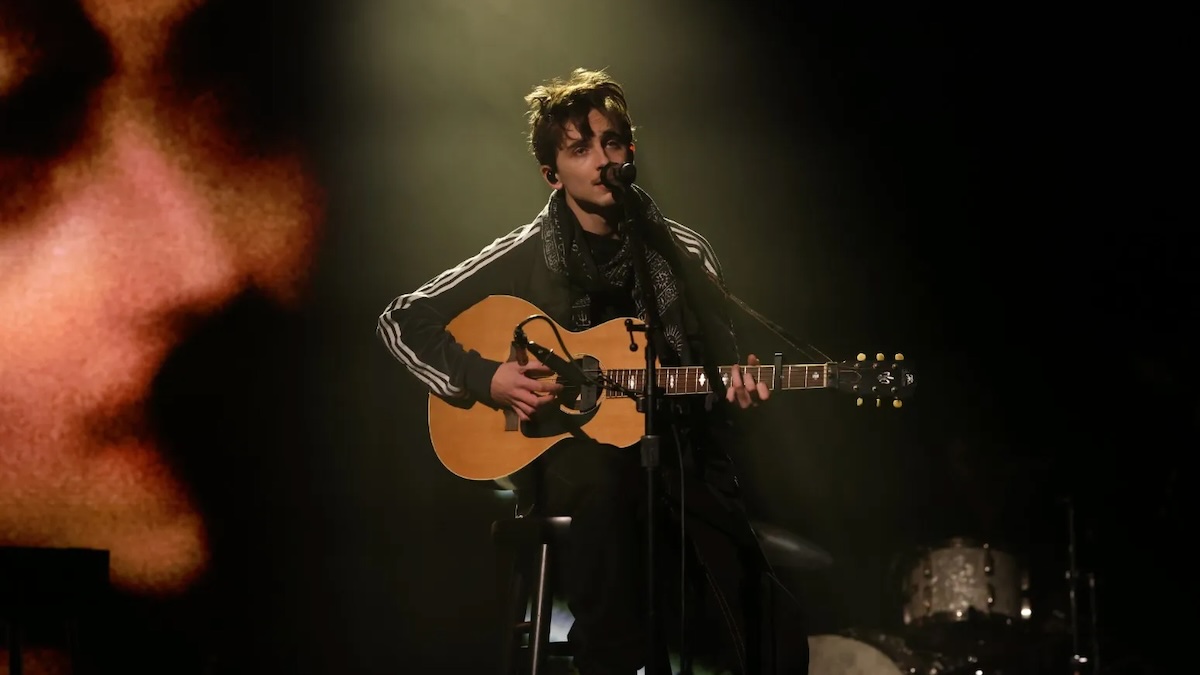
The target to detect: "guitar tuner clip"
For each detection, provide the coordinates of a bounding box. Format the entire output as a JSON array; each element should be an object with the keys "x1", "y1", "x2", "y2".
[{"x1": 511, "y1": 326, "x2": 531, "y2": 365}]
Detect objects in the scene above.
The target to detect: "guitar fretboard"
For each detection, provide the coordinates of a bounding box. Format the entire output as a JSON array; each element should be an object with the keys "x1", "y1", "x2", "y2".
[{"x1": 603, "y1": 364, "x2": 829, "y2": 397}]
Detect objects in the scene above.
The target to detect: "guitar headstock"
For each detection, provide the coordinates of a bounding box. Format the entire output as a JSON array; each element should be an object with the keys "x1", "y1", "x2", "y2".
[{"x1": 832, "y1": 352, "x2": 916, "y2": 408}]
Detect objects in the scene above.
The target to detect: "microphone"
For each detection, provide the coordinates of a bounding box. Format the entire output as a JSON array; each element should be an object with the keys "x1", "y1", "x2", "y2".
[
  {"x1": 525, "y1": 342, "x2": 594, "y2": 387},
  {"x1": 513, "y1": 327, "x2": 595, "y2": 387},
  {"x1": 600, "y1": 161, "x2": 636, "y2": 190}
]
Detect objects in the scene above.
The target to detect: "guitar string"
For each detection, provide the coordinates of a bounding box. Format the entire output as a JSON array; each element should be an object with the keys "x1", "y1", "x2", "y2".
[{"x1": 586, "y1": 365, "x2": 825, "y2": 398}]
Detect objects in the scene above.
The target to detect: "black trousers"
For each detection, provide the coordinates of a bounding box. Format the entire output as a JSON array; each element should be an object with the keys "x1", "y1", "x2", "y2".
[{"x1": 512, "y1": 438, "x2": 808, "y2": 675}]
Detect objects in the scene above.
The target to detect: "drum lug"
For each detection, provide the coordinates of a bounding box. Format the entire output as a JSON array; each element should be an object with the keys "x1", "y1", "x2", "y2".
[
  {"x1": 983, "y1": 545, "x2": 994, "y2": 575},
  {"x1": 987, "y1": 582, "x2": 996, "y2": 606}
]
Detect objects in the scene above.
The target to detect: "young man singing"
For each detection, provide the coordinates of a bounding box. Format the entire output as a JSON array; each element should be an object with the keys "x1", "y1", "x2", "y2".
[{"x1": 378, "y1": 68, "x2": 807, "y2": 675}]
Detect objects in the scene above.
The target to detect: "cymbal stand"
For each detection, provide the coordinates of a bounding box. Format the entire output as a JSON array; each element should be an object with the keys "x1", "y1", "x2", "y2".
[
  {"x1": 1065, "y1": 498, "x2": 1099, "y2": 675},
  {"x1": 1087, "y1": 572, "x2": 1101, "y2": 674},
  {"x1": 1066, "y1": 498, "x2": 1082, "y2": 674}
]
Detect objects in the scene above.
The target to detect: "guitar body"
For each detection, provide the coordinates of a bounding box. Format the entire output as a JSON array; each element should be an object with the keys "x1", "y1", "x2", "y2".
[{"x1": 428, "y1": 295, "x2": 651, "y2": 481}]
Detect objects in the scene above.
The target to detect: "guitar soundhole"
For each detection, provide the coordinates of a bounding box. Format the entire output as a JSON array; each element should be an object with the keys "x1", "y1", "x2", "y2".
[{"x1": 556, "y1": 354, "x2": 601, "y2": 414}]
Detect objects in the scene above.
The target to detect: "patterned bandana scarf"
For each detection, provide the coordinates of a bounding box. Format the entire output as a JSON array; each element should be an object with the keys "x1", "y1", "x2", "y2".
[{"x1": 540, "y1": 186, "x2": 693, "y2": 364}]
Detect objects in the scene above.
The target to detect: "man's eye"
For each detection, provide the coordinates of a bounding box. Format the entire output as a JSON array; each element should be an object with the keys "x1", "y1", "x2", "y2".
[
  {"x1": 0, "y1": 59, "x2": 110, "y2": 158},
  {"x1": 0, "y1": 0, "x2": 112, "y2": 158},
  {"x1": 165, "y1": 0, "x2": 314, "y2": 154}
]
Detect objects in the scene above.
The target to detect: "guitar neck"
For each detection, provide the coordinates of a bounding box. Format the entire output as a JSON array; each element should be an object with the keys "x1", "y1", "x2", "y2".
[{"x1": 604, "y1": 364, "x2": 830, "y2": 396}]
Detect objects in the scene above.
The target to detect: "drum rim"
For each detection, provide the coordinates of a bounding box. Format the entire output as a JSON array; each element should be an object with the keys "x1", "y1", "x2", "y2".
[
  {"x1": 926, "y1": 535, "x2": 1017, "y2": 551},
  {"x1": 906, "y1": 608, "x2": 1023, "y2": 624}
]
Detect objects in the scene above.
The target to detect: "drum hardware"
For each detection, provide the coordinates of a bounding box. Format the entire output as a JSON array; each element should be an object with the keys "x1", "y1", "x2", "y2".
[
  {"x1": 1063, "y1": 497, "x2": 1100, "y2": 675},
  {"x1": 1065, "y1": 498, "x2": 1080, "y2": 673},
  {"x1": 1020, "y1": 569, "x2": 1032, "y2": 619},
  {"x1": 832, "y1": 525, "x2": 1090, "y2": 675},
  {"x1": 901, "y1": 538, "x2": 1030, "y2": 629},
  {"x1": 1086, "y1": 573, "x2": 1100, "y2": 675}
]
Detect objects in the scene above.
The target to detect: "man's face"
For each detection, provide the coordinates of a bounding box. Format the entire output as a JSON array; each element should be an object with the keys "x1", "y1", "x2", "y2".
[
  {"x1": 0, "y1": 0, "x2": 322, "y2": 593},
  {"x1": 551, "y1": 108, "x2": 631, "y2": 212}
]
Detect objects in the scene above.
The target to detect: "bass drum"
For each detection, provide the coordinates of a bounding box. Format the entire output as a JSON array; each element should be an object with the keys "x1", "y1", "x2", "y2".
[{"x1": 806, "y1": 632, "x2": 921, "y2": 675}]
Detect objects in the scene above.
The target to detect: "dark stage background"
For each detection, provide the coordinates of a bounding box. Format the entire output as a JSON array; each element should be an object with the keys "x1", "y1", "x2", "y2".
[
  {"x1": 1, "y1": 2, "x2": 1189, "y2": 674},
  {"x1": 302, "y1": 3, "x2": 1190, "y2": 673}
]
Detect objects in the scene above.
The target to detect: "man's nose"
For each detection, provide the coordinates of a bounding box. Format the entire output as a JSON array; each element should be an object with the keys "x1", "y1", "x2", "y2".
[
  {"x1": 59, "y1": 104, "x2": 243, "y2": 325},
  {"x1": 595, "y1": 146, "x2": 612, "y2": 169}
]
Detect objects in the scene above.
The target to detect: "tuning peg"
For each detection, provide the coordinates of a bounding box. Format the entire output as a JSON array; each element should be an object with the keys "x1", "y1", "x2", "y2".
[
  {"x1": 893, "y1": 399, "x2": 903, "y2": 409},
  {"x1": 856, "y1": 397, "x2": 864, "y2": 407},
  {"x1": 875, "y1": 398, "x2": 881, "y2": 408},
  {"x1": 857, "y1": 353, "x2": 867, "y2": 362},
  {"x1": 895, "y1": 353, "x2": 904, "y2": 361},
  {"x1": 876, "y1": 352, "x2": 885, "y2": 361}
]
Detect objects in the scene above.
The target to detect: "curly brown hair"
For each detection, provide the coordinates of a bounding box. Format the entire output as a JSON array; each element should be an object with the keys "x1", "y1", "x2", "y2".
[{"x1": 524, "y1": 68, "x2": 635, "y2": 169}]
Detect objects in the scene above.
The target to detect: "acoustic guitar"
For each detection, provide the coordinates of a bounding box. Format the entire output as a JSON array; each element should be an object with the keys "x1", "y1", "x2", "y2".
[{"x1": 427, "y1": 295, "x2": 915, "y2": 480}]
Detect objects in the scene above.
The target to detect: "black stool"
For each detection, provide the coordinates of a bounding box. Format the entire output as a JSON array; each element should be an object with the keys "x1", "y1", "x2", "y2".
[
  {"x1": 0, "y1": 547, "x2": 110, "y2": 675},
  {"x1": 492, "y1": 513, "x2": 573, "y2": 675}
]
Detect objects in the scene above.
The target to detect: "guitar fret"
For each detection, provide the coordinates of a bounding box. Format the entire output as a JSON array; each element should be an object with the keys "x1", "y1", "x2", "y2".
[{"x1": 605, "y1": 363, "x2": 829, "y2": 398}]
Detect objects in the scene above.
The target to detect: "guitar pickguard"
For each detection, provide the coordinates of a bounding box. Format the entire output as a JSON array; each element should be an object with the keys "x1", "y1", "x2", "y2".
[
  {"x1": 519, "y1": 354, "x2": 603, "y2": 439},
  {"x1": 519, "y1": 404, "x2": 601, "y2": 440}
]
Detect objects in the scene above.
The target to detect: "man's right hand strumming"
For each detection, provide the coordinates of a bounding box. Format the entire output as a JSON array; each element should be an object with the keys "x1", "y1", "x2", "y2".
[{"x1": 491, "y1": 359, "x2": 563, "y2": 421}]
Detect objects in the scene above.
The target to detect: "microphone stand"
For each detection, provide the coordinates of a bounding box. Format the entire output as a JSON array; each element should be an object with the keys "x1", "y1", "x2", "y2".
[
  {"x1": 612, "y1": 181, "x2": 666, "y2": 675},
  {"x1": 604, "y1": 168, "x2": 832, "y2": 673}
]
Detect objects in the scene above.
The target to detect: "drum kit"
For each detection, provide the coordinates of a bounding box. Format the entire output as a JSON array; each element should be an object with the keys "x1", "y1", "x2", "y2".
[{"x1": 754, "y1": 501, "x2": 1100, "y2": 675}]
